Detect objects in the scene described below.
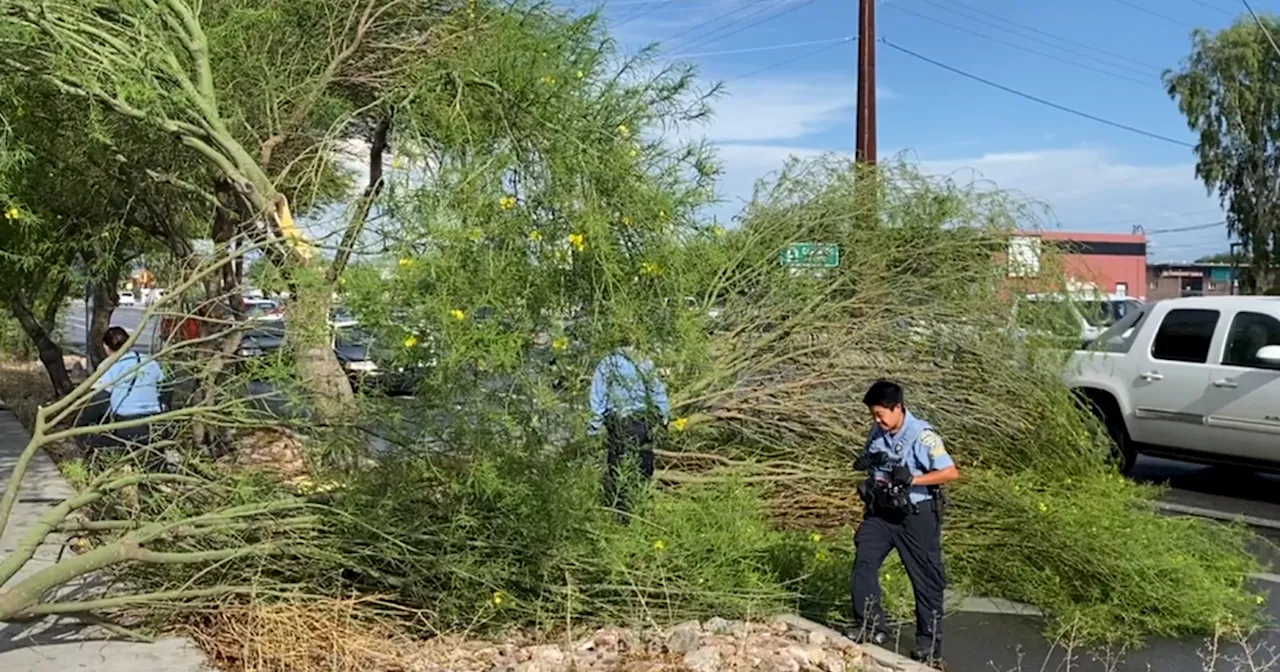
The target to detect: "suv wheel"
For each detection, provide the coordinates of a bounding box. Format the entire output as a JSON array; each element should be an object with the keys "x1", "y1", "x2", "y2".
[{"x1": 1081, "y1": 393, "x2": 1137, "y2": 475}]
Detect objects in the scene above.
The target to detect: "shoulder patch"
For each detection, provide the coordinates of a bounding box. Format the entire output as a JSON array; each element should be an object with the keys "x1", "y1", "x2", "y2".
[{"x1": 920, "y1": 430, "x2": 946, "y2": 457}]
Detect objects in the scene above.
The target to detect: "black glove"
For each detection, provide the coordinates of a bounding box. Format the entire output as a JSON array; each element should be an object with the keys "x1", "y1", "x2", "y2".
[
  {"x1": 853, "y1": 452, "x2": 873, "y2": 472},
  {"x1": 890, "y1": 464, "x2": 913, "y2": 488}
]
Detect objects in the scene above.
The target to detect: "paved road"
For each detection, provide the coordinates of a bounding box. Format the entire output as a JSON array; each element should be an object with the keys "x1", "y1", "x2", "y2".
[
  {"x1": 63, "y1": 301, "x2": 158, "y2": 355},
  {"x1": 932, "y1": 454, "x2": 1280, "y2": 671}
]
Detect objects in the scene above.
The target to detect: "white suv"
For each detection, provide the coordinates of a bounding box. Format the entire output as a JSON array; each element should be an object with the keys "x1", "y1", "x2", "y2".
[{"x1": 1065, "y1": 296, "x2": 1280, "y2": 473}]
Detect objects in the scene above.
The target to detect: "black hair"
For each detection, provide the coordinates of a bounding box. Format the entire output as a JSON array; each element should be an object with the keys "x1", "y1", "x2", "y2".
[
  {"x1": 862, "y1": 379, "x2": 904, "y2": 409},
  {"x1": 103, "y1": 326, "x2": 129, "y2": 352}
]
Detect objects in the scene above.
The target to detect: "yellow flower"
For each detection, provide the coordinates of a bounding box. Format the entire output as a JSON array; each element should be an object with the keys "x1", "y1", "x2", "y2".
[
  {"x1": 398, "y1": 257, "x2": 415, "y2": 267},
  {"x1": 575, "y1": 70, "x2": 585, "y2": 79},
  {"x1": 621, "y1": 216, "x2": 633, "y2": 225},
  {"x1": 391, "y1": 156, "x2": 406, "y2": 170},
  {"x1": 810, "y1": 532, "x2": 822, "y2": 543},
  {"x1": 552, "y1": 336, "x2": 569, "y2": 351},
  {"x1": 499, "y1": 195, "x2": 517, "y2": 210},
  {"x1": 653, "y1": 539, "x2": 667, "y2": 552},
  {"x1": 528, "y1": 229, "x2": 543, "y2": 242},
  {"x1": 658, "y1": 210, "x2": 668, "y2": 220},
  {"x1": 450, "y1": 308, "x2": 466, "y2": 321},
  {"x1": 492, "y1": 591, "x2": 505, "y2": 606},
  {"x1": 1037, "y1": 501, "x2": 1048, "y2": 513},
  {"x1": 616, "y1": 123, "x2": 631, "y2": 138},
  {"x1": 567, "y1": 232, "x2": 586, "y2": 252},
  {"x1": 467, "y1": 227, "x2": 484, "y2": 243},
  {"x1": 640, "y1": 261, "x2": 661, "y2": 277},
  {"x1": 815, "y1": 550, "x2": 829, "y2": 562},
  {"x1": 628, "y1": 148, "x2": 639, "y2": 158},
  {"x1": 1258, "y1": 595, "x2": 1267, "y2": 605},
  {"x1": 539, "y1": 74, "x2": 557, "y2": 85},
  {"x1": 4, "y1": 206, "x2": 20, "y2": 221},
  {"x1": 403, "y1": 335, "x2": 419, "y2": 348},
  {"x1": 670, "y1": 417, "x2": 689, "y2": 432}
]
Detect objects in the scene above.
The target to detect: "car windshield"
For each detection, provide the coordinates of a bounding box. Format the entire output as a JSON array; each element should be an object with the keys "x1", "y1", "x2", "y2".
[
  {"x1": 1092, "y1": 303, "x2": 1149, "y2": 352},
  {"x1": 335, "y1": 326, "x2": 375, "y2": 347},
  {"x1": 1077, "y1": 299, "x2": 1142, "y2": 328},
  {"x1": 245, "y1": 303, "x2": 276, "y2": 317}
]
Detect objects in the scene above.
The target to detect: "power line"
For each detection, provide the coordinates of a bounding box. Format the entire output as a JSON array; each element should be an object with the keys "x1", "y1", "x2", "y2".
[
  {"x1": 881, "y1": 39, "x2": 1196, "y2": 148},
  {"x1": 1082, "y1": 208, "x2": 1224, "y2": 227},
  {"x1": 678, "y1": 0, "x2": 826, "y2": 53},
  {"x1": 1242, "y1": 0, "x2": 1280, "y2": 59},
  {"x1": 1183, "y1": 0, "x2": 1235, "y2": 17},
  {"x1": 613, "y1": 0, "x2": 680, "y2": 28},
  {"x1": 662, "y1": 0, "x2": 787, "y2": 50},
  {"x1": 672, "y1": 36, "x2": 852, "y2": 58},
  {"x1": 886, "y1": 4, "x2": 1160, "y2": 88},
  {"x1": 1106, "y1": 0, "x2": 1197, "y2": 29},
  {"x1": 726, "y1": 36, "x2": 854, "y2": 82},
  {"x1": 1142, "y1": 220, "x2": 1226, "y2": 235},
  {"x1": 913, "y1": 0, "x2": 1163, "y2": 74}
]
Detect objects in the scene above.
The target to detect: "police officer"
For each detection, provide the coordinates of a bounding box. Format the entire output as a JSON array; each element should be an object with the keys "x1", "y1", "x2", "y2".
[{"x1": 848, "y1": 380, "x2": 959, "y2": 669}]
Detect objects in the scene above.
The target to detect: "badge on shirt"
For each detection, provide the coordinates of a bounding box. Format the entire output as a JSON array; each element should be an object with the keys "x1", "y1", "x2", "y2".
[{"x1": 920, "y1": 430, "x2": 945, "y2": 457}]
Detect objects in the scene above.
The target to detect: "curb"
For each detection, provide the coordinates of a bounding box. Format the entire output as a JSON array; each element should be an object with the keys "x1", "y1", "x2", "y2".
[{"x1": 775, "y1": 614, "x2": 936, "y2": 672}]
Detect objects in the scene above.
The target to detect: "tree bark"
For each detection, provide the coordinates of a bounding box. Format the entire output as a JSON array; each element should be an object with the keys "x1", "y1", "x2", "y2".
[
  {"x1": 8, "y1": 298, "x2": 73, "y2": 398},
  {"x1": 287, "y1": 278, "x2": 354, "y2": 421},
  {"x1": 87, "y1": 269, "x2": 121, "y2": 369}
]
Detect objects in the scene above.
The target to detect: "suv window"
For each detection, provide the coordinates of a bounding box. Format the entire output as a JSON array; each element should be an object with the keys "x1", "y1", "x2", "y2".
[
  {"x1": 1222, "y1": 311, "x2": 1280, "y2": 371},
  {"x1": 1151, "y1": 309, "x2": 1219, "y2": 363},
  {"x1": 1094, "y1": 304, "x2": 1148, "y2": 353}
]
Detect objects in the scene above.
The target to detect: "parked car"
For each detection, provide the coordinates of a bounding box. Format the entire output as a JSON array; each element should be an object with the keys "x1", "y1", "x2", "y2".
[
  {"x1": 1015, "y1": 293, "x2": 1143, "y2": 346},
  {"x1": 244, "y1": 298, "x2": 282, "y2": 321},
  {"x1": 118, "y1": 291, "x2": 137, "y2": 307},
  {"x1": 1065, "y1": 296, "x2": 1280, "y2": 474},
  {"x1": 235, "y1": 321, "x2": 423, "y2": 395}
]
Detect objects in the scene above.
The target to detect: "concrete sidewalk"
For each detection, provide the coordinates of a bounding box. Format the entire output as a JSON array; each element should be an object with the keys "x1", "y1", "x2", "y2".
[{"x1": 0, "y1": 411, "x2": 211, "y2": 671}]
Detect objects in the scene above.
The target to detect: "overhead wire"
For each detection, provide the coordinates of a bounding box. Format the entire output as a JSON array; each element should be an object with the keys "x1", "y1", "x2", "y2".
[
  {"x1": 676, "y1": 0, "x2": 827, "y2": 53},
  {"x1": 725, "y1": 36, "x2": 854, "y2": 82},
  {"x1": 661, "y1": 0, "x2": 789, "y2": 49},
  {"x1": 1106, "y1": 0, "x2": 1198, "y2": 29},
  {"x1": 672, "y1": 35, "x2": 852, "y2": 58},
  {"x1": 913, "y1": 0, "x2": 1163, "y2": 73},
  {"x1": 880, "y1": 39, "x2": 1196, "y2": 148},
  {"x1": 886, "y1": 4, "x2": 1161, "y2": 88},
  {"x1": 1241, "y1": 0, "x2": 1280, "y2": 59}
]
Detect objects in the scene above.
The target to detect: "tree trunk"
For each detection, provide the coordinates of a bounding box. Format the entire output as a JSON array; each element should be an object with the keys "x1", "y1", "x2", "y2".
[
  {"x1": 8, "y1": 298, "x2": 73, "y2": 398},
  {"x1": 87, "y1": 270, "x2": 120, "y2": 369},
  {"x1": 287, "y1": 278, "x2": 353, "y2": 421}
]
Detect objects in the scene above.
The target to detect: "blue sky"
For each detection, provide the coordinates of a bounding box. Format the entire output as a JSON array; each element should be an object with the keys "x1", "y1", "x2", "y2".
[{"x1": 573, "y1": 0, "x2": 1267, "y2": 261}]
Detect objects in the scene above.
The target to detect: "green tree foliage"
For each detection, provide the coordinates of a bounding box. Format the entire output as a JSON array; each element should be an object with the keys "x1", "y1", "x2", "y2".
[{"x1": 1165, "y1": 15, "x2": 1280, "y2": 291}]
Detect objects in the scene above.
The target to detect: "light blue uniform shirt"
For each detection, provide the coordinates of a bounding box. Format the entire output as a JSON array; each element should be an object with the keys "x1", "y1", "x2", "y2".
[
  {"x1": 861, "y1": 411, "x2": 954, "y2": 504},
  {"x1": 92, "y1": 352, "x2": 166, "y2": 417},
  {"x1": 587, "y1": 348, "x2": 671, "y2": 435}
]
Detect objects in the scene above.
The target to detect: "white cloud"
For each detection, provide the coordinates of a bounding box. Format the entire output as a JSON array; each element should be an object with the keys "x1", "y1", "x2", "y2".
[
  {"x1": 701, "y1": 143, "x2": 1231, "y2": 258},
  {"x1": 692, "y1": 79, "x2": 853, "y2": 143}
]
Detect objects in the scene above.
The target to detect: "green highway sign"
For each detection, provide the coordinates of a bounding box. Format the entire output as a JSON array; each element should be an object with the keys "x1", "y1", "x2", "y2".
[{"x1": 779, "y1": 243, "x2": 840, "y2": 268}]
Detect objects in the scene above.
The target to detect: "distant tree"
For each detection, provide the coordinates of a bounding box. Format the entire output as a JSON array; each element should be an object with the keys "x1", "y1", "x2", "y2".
[
  {"x1": 1165, "y1": 15, "x2": 1280, "y2": 292},
  {"x1": 1195, "y1": 251, "x2": 1239, "y2": 263}
]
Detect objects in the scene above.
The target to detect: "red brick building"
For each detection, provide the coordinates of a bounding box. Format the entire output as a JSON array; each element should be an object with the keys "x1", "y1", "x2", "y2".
[{"x1": 1008, "y1": 231, "x2": 1148, "y2": 300}]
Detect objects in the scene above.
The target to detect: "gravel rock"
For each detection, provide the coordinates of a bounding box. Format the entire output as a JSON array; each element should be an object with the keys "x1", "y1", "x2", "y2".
[
  {"x1": 683, "y1": 646, "x2": 722, "y2": 672},
  {"x1": 402, "y1": 616, "x2": 903, "y2": 672},
  {"x1": 665, "y1": 621, "x2": 702, "y2": 654}
]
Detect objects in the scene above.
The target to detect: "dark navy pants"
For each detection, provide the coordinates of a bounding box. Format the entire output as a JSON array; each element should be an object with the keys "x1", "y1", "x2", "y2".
[
  {"x1": 603, "y1": 415, "x2": 656, "y2": 522},
  {"x1": 851, "y1": 500, "x2": 946, "y2": 656}
]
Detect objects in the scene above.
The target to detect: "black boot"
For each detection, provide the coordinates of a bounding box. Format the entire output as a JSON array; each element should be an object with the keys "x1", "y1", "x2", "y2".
[
  {"x1": 909, "y1": 648, "x2": 948, "y2": 671},
  {"x1": 844, "y1": 627, "x2": 888, "y2": 646}
]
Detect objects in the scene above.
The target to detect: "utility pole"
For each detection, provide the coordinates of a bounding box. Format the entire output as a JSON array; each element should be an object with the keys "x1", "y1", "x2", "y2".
[{"x1": 855, "y1": 0, "x2": 877, "y2": 165}]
